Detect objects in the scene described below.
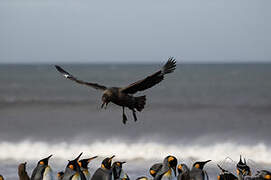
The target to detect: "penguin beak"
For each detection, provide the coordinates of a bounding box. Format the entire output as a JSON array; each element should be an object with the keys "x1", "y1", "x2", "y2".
[
  {"x1": 46, "y1": 154, "x2": 53, "y2": 160},
  {"x1": 109, "y1": 155, "x2": 115, "y2": 160},
  {"x1": 87, "y1": 156, "x2": 98, "y2": 163},
  {"x1": 75, "y1": 152, "x2": 83, "y2": 161}
]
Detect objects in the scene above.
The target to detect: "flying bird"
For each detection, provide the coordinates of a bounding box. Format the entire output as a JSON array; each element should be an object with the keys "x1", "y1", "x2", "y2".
[{"x1": 55, "y1": 57, "x2": 176, "y2": 124}]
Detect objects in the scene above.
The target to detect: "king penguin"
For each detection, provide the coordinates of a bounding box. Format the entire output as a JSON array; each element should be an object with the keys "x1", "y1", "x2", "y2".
[
  {"x1": 57, "y1": 172, "x2": 64, "y2": 180},
  {"x1": 177, "y1": 164, "x2": 190, "y2": 180},
  {"x1": 79, "y1": 156, "x2": 98, "y2": 180},
  {"x1": 18, "y1": 162, "x2": 30, "y2": 180},
  {"x1": 236, "y1": 156, "x2": 251, "y2": 180},
  {"x1": 217, "y1": 164, "x2": 237, "y2": 180},
  {"x1": 30, "y1": 155, "x2": 53, "y2": 180},
  {"x1": 246, "y1": 170, "x2": 271, "y2": 180},
  {"x1": 189, "y1": 160, "x2": 211, "y2": 180},
  {"x1": 62, "y1": 153, "x2": 86, "y2": 180},
  {"x1": 112, "y1": 161, "x2": 129, "y2": 180},
  {"x1": 154, "y1": 155, "x2": 177, "y2": 180},
  {"x1": 0, "y1": 175, "x2": 4, "y2": 180},
  {"x1": 91, "y1": 155, "x2": 115, "y2": 180},
  {"x1": 150, "y1": 163, "x2": 163, "y2": 178}
]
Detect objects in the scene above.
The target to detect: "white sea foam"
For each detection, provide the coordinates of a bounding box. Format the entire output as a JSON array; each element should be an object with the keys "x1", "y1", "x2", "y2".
[{"x1": 0, "y1": 140, "x2": 270, "y2": 164}]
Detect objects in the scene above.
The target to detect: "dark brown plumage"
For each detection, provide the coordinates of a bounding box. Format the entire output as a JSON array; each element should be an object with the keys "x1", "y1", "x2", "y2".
[
  {"x1": 55, "y1": 57, "x2": 176, "y2": 124},
  {"x1": 18, "y1": 162, "x2": 30, "y2": 180}
]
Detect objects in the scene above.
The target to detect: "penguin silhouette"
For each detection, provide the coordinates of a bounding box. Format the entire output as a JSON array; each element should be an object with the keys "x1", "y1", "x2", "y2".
[
  {"x1": 62, "y1": 153, "x2": 86, "y2": 180},
  {"x1": 91, "y1": 155, "x2": 115, "y2": 180},
  {"x1": 57, "y1": 172, "x2": 64, "y2": 180},
  {"x1": 79, "y1": 156, "x2": 98, "y2": 180},
  {"x1": 18, "y1": 162, "x2": 30, "y2": 180},
  {"x1": 189, "y1": 160, "x2": 211, "y2": 180},
  {"x1": 112, "y1": 161, "x2": 129, "y2": 180},
  {"x1": 30, "y1": 155, "x2": 53, "y2": 180},
  {"x1": 177, "y1": 164, "x2": 190, "y2": 180},
  {"x1": 236, "y1": 156, "x2": 251, "y2": 180},
  {"x1": 154, "y1": 156, "x2": 178, "y2": 180},
  {"x1": 150, "y1": 163, "x2": 163, "y2": 178}
]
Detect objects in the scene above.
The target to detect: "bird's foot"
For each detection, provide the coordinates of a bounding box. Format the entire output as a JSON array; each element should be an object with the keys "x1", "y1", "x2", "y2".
[
  {"x1": 122, "y1": 113, "x2": 128, "y2": 124},
  {"x1": 132, "y1": 111, "x2": 137, "y2": 122}
]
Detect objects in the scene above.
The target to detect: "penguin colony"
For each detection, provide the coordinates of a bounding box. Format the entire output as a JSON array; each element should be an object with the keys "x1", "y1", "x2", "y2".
[{"x1": 1, "y1": 154, "x2": 267, "y2": 180}]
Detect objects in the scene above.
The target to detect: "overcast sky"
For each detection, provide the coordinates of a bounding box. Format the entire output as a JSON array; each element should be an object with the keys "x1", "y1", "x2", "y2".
[{"x1": 0, "y1": 0, "x2": 270, "y2": 63}]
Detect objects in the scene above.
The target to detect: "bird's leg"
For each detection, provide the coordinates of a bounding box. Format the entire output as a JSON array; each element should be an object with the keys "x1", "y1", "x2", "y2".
[
  {"x1": 132, "y1": 109, "x2": 137, "y2": 122},
  {"x1": 122, "y1": 107, "x2": 127, "y2": 124}
]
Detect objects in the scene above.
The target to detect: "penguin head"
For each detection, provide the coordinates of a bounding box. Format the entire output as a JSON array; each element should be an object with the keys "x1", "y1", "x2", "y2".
[
  {"x1": 101, "y1": 155, "x2": 115, "y2": 170},
  {"x1": 112, "y1": 161, "x2": 126, "y2": 179},
  {"x1": 0, "y1": 175, "x2": 4, "y2": 180},
  {"x1": 66, "y1": 152, "x2": 83, "y2": 173},
  {"x1": 256, "y1": 170, "x2": 271, "y2": 180},
  {"x1": 193, "y1": 160, "x2": 211, "y2": 170},
  {"x1": 37, "y1": 155, "x2": 53, "y2": 167},
  {"x1": 149, "y1": 163, "x2": 162, "y2": 177},
  {"x1": 236, "y1": 156, "x2": 251, "y2": 177},
  {"x1": 165, "y1": 155, "x2": 177, "y2": 176},
  {"x1": 79, "y1": 156, "x2": 98, "y2": 169},
  {"x1": 57, "y1": 171, "x2": 64, "y2": 180},
  {"x1": 177, "y1": 163, "x2": 189, "y2": 174}
]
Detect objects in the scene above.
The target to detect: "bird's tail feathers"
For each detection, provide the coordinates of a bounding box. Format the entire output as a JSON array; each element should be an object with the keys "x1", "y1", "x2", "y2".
[
  {"x1": 135, "y1": 96, "x2": 146, "y2": 112},
  {"x1": 162, "y1": 57, "x2": 176, "y2": 74}
]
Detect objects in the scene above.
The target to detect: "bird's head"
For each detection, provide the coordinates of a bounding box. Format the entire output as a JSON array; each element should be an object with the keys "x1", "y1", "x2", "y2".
[
  {"x1": 112, "y1": 161, "x2": 126, "y2": 178},
  {"x1": 101, "y1": 155, "x2": 115, "y2": 170},
  {"x1": 166, "y1": 155, "x2": 177, "y2": 176},
  {"x1": 101, "y1": 93, "x2": 111, "y2": 109},
  {"x1": 149, "y1": 163, "x2": 162, "y2": 177},
  {"x1": 78, "y1": 156, "x2": 98, "y2": 169},
  {"x1": 38, "y1": 155, "x2": 53, "y2": 167},
  {"x1": 236, "y1": 156, "x2": 251, "y2": 177},
  {"x1": 193, "y1": 160, "x2": 211, "y2": 170}
]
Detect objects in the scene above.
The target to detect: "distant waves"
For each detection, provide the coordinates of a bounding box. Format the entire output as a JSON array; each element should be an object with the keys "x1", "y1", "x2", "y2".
[{"x1": 0, "y1": 140, "x2": 270, "y2": 164}]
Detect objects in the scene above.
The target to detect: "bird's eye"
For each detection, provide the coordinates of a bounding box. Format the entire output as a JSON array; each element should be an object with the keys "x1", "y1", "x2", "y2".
[
  {"x1": 39, "y1": 161, "x2": 44, "y2": 165},
  {"x1": 69, "y1": 165, "x2": 74, "y2": 169}
]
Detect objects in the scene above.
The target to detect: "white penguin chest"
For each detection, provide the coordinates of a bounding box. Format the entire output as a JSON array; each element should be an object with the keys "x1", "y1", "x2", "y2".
[
  {"x1": 43, "y1": 166, "x2": 54, "y2": 180},
  {"x1": 161, "y1": 169, "x2": 176, "y2": 180}
]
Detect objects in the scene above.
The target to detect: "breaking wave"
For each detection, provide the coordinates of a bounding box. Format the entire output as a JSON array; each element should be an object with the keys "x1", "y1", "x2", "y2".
[{"x1": 0, "y1": 140, "x2": 270, "y2": 164}]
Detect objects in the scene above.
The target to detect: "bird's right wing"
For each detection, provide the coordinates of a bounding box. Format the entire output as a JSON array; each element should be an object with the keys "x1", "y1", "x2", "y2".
[{"x1": 55, "y1": 65, "x2": 107, "y2": 90}]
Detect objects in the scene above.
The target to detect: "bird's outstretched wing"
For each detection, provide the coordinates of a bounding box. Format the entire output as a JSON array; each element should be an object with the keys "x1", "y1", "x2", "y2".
[
  {"x1": 121, "y1": 57, "x2": 176, "y2": 94},
  {"x1": 55, "y1": 65, "x2": 107, "y2": 90}
]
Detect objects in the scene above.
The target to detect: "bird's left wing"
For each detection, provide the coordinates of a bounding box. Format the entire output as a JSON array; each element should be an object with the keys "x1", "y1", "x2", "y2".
[
  {"x1": 55, "y1": 65, "x2": 107, "y2": 90},
  {"x1": 121, "y1": 57, "x2": 176, "y2": 94}
]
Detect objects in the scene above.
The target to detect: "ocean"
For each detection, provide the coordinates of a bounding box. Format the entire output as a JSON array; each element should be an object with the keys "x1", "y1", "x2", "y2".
[{"x1": 0, "y1": 63, "x2": 271, "y2": 179}]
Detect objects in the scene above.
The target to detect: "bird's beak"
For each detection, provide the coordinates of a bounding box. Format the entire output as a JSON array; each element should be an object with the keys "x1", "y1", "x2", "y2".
[{"x1": 87, "y1": 156, "x2": 98, "y2": 163}]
